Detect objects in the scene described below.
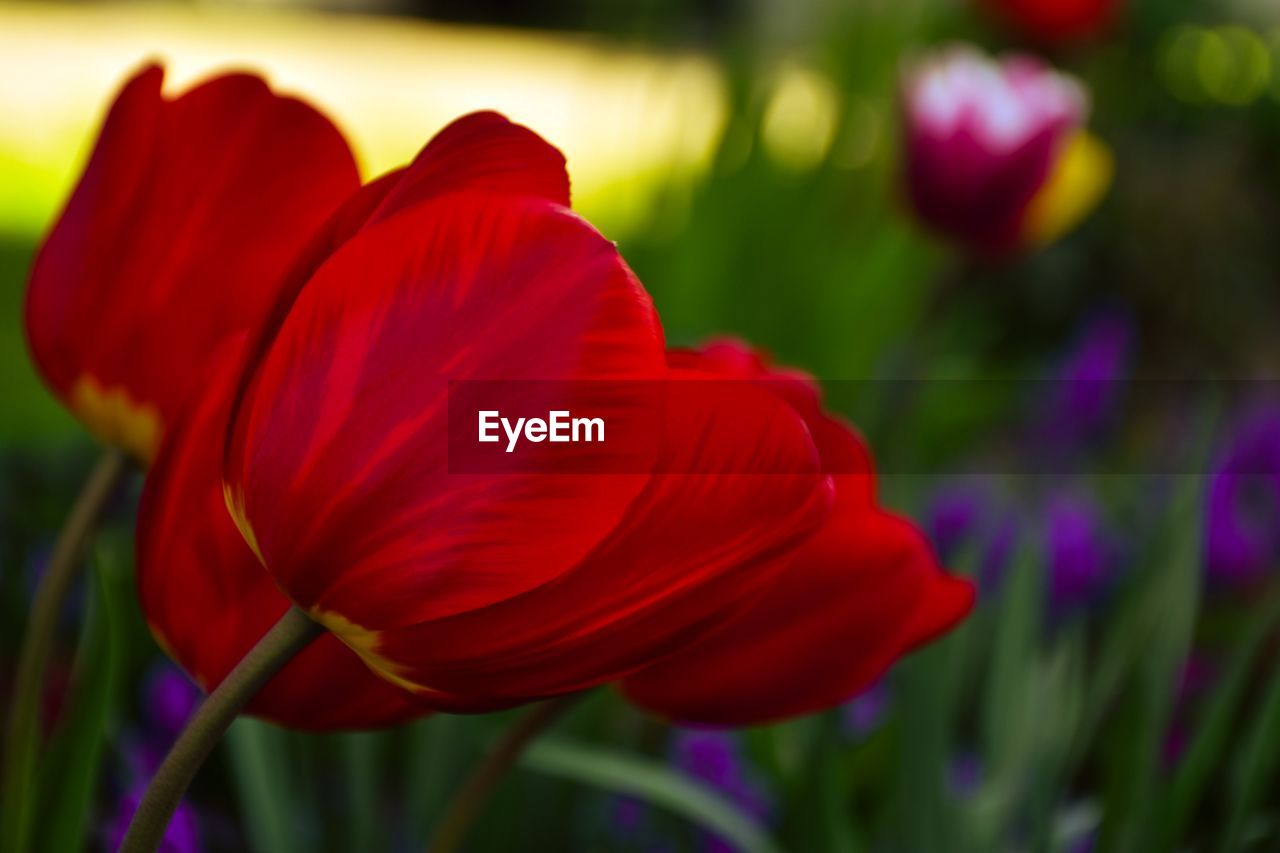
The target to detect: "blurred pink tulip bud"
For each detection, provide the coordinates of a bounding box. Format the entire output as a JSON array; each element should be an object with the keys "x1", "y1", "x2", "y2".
[{"x1": 901, "y1": 46, "x2": 1108, "y2": 256}]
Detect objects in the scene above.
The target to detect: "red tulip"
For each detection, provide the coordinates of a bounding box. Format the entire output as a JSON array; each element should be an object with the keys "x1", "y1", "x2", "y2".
[
  {"x1": 620, "y1": 341, "x2": 975, "y2": 726},
  {"x1": 25, "y1": 64, "x2": 359, "y2": 463},
  {"x1": 203, "y1": 108, "x2": 839, "y2": 712},
  {"x1": 136, "y1": 110, "x2": 590, "y2": 726},
  {"x1": 141, "y1": 106, "x2": 961, "y2": 724},
  {"x1": 982, "y1": 0, "x2": 1119, "y2": 46},
  {"x1": 137, "y1": 338, "x2": 427, "y2": 729},
  {"x1": 332, "y1": 366, "x2": 833, "y2": 711},
  {"x1": 901, "y1": 47, "x2": 1106, "y2": 256}
]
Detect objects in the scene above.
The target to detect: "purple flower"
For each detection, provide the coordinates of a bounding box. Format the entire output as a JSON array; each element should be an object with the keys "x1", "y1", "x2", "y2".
[
  {"x1": 1042, "y1": 311, "x2": 1134, "y2": 449},
  {"x1": 841, "y1": 680, "x2": 890, "y2": 738},
  {"x1": 947, "y1": 753, "x2": 983, "y2": 799},
  {"x1": 1045, "y1": 490, "x2": 1114, "y2": 615},
  {"x1": 1175, "y1": 654, "x2": 1217, "y2": 702},
  {"x1": 611, "y1": 796, "x2": 647, "y2": 833},
  {"x1": 602, "y1": 795, "x2": 678, "y2": 852},
  {"x1": 103, "y1": 786, "x2": 201, "y2": 853},
  {"x1": 100, "y1": 663, "x2": 206, "y2": 849},
  {"x1": 143, "y1": 663, "x2": 202, "y2": 740},
  {"x1": 925, "y1": 480, "x2": 1018, "y2": 592},
  {"x1": 1205, "y1": 406, "x2": 1280, "y2": 587},
  {"x1": 1163, "y1": 654, "x2": 1218, "y2": 770},
  {"x1": 927, "y1": 483, "x2": 987, "y2": 559},
  {"x1": 670, "y1": 730, "x2": 772, "y2": 851}
]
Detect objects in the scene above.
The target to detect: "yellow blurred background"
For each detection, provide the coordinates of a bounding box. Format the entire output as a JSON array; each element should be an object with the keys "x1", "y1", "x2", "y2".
[{"x1": 0, "y1": 2, "x2": 727, "y2": 237}]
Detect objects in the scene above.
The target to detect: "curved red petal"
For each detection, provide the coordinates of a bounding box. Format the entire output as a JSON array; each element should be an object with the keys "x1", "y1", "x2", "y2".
[
  {"x1": 620, "y1": 503, "x2": 974, "y2": 726},
  {"x1": 222, "y1": 112, "x2": 574, "y2": 469},
  {"x1": 367, "y1": 110, "x2": 571, "y2": 217},
  {"x1": 25, "y1": 64, "x2": 359, "y2": 461},
  {"x1": 349, "y1": 371, "x2": 833, "y2": 708},
  {"x1": 136, "y1": 339, "x2": 429, "y2": 730},
  {"x1": 616, "y1": 340, "x2": 971, "y2": 726},
  {"x1": 670, "y1": 338, "x2": 875, "y2": 500},
  {"x1": 226, "y1": 189, "x2": 666, "y2": 633}
]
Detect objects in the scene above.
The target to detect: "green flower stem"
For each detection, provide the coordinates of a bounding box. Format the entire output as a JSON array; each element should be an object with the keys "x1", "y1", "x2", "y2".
[
  {"x1": 428, "y1": 694, "x2": 581, "y2": 853},
  {"x1": 2, "y1": 446, "x2": 129, "y2": 851},
  {"x1": 121, "y1": 606, "x2": 324, "y2": 853}
]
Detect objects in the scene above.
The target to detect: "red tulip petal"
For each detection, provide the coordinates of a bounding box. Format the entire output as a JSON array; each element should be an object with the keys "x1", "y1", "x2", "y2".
[
  {"x1": 620, "y1": 496, "x2": 974, "y2": 726},
  {"x1": 367, "y1": 110, "x2": 571, "y2": 219},
  {"x1": 222, "y1": 112, "x2": 574, "y2": 461},
  {"x1": 226, "y1": 189, "x2": 666, "y2": 635},
  {"x1": 275, "y1": 111, "x2": 570, "y2": 294},
  {"x1": 349, "y1": 371, "x2": 834, "y2": 708},
  {"x1": 137, "y1": 339, "x2": 429, "y2": 730},
  {"x1": 670, "y1": 339, "x2": 875, "y2": 500},
  {"x1": 26, "y1": 64, "x2": 359, "y2": 461}
]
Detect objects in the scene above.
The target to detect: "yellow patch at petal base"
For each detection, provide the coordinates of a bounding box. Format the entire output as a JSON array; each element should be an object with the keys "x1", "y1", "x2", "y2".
[
  {"x1": 70, "y1": 375, "x2": 162, "y2": 464},
  {"x1": 312, "y1": 609, "x2": 439, "y2": 697},
  {"x1": 221, "y1": 489, "x2": 439, "y2": 697},
  {"x1": 222, "y1": 483, "x2": 266, "y2": 567},
  {"x1": 1022, "y1": 130, "x2": 1114, "y2": 248}
]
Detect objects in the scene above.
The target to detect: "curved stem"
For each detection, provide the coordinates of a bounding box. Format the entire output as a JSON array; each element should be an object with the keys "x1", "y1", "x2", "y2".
[
  {"x1": 121, "y1": 606, "x2": 323, "y2": 852},
  {"x1": 428, "y1": 694, "x2": 581, "y2": 853},
  {"x1": 2, "y1": 446, "x2": 129, "y2": 851}
]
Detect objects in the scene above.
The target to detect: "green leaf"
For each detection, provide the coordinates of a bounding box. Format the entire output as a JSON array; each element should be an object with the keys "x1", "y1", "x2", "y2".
[
  {"x1": 974, "y1": 536, "x2": 1043, "y2": 850},
  {"x1": 1222, "y1": 653, "x2": 1280, "y2": 851},
  {"x1": 1102, "y1": 472, "x2": 1203, "y2": 851},
  {"x1": 521, "y1": 737, "x2": 782, "y2": 853},
  {"x1": 1022, "y1": 624, "x2": 1088, "y2": 853},
  {"x1": 1154, "y1": 589, "x2": 1280, "y2": 847},
  {"x1": 983, "y1": 538, "x2": 1042, "y2": 776},
  {"x1": 35, "y1": 553, "x2": 126, "y2": 851},
  {"x1": 787, "y1": 714, "x2": 860, "y2": 853},
  {"x1": 892, "y1": 646, "x2": 955, "y2": 853},
  {"x1": 339, "y1": 731, "x2": 382, "y2": 851},
  {"x1": 225, "y1": 718, "x2": 300, "y2": 853},
  {"x1": 403, "y1": 715, "x2": 474, "y2": 847}
]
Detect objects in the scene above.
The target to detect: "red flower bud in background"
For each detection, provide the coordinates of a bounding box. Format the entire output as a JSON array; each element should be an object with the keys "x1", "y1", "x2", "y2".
[
  {"x1": 25, "y1": 64, "x2": 359, "y2": 463},
  {"x1": 901, "y1": 46, "x2": 1111, "y2": 256},
  {"x1": 981, "y1": 0, "x2": 1120, "y2": 47},
  {"x1": 620, "y1": 342, "x2": 974, "y2": 726}
]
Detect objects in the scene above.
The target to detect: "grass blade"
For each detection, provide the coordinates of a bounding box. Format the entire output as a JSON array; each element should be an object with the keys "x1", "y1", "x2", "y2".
[
  {"x1": 225, "y1": 718, "x2": 300, "y2": 853},
  {"x1": 403, "y1": 715, "x2": 473, "y2": 847},
  {"x1": 1154, "y1": 590, "x2": 1280, "y2": 846},
  {"x1": 339, "y1": 731, "x2": 382, "y2": 851},
  {"x1": 35, "y1": 553, "x2": 125, "y2": 850},
  {"x1": 1223, "y1": 656, "x2": 1280, "y2": 850},
  {"x1": 521, "y1": 737, "x2": 782, "y2": 853}
]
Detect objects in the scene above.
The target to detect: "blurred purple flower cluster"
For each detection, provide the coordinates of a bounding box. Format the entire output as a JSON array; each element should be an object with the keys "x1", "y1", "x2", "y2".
[
  {"x1": 1040, "y1": 310, "x2": 1134, "y2": 451},
  {"x1": 602, "y1": 729, "x2": 773, "y2": 852},
  {"x1": 670, "y1": 730, "x2": 773, "y2": 853},
  {"x1": 103, "y1": 663, "x2": 203, "y2": 852},
  {"x1": 923, "y1": 312, "x2": 1135, "y2": 618},
  {"x1": 1043, "y1": 490, "x2": 1119, "y2": 617},
  {"x1": 1205, "y1": 406, "x2": 1280, "y2": 589}
]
